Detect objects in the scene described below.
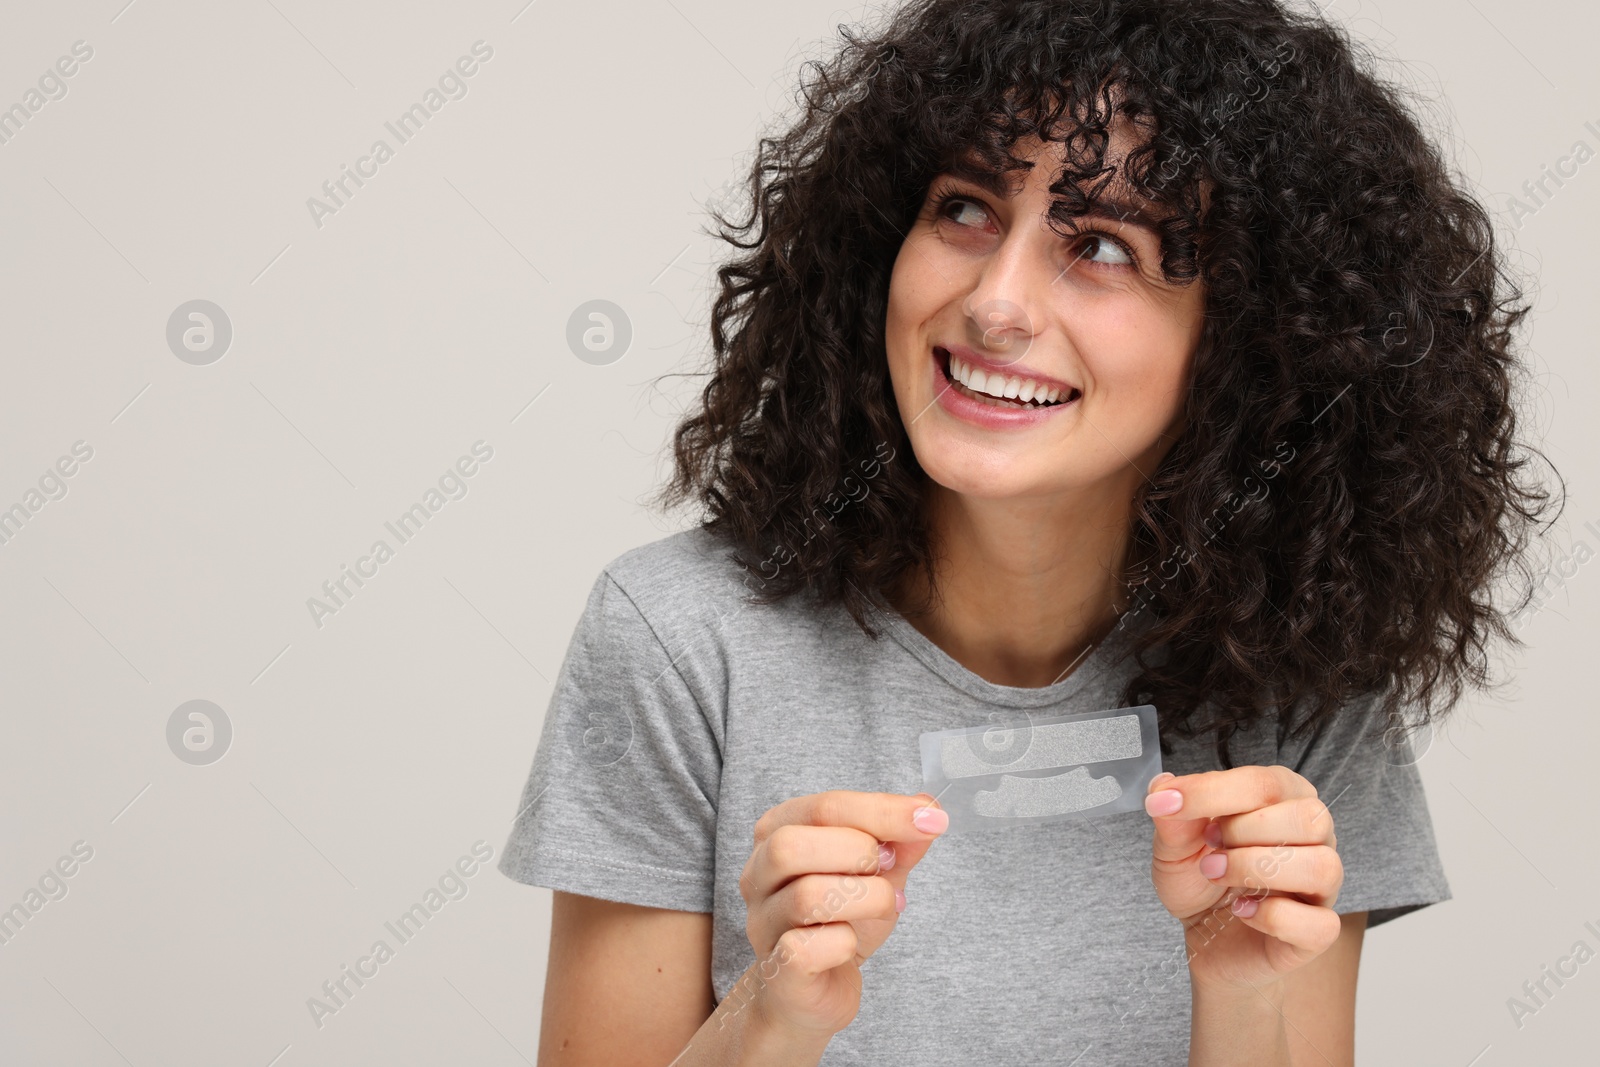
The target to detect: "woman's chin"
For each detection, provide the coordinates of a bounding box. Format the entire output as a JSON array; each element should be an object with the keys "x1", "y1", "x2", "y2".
[{"x1": 915, "y1": 450, "x2": 1051, "y2": 500}]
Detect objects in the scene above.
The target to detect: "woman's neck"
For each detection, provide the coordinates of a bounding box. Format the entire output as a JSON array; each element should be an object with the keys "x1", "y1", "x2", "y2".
[{"x1": 888, "y1": 479, "x2": 1137, "y2": 688}]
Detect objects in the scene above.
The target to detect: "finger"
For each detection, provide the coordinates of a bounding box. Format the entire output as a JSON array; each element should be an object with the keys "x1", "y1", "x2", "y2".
[
  {"x1": 1208, "y1": 795, "x2": 1337, "y2": 850},
  {"x1": 742, "y1": 824, "x2": 887, "y2": 900},
  {"x1": 753, "y1": 790, "x2": 950, "y2": 849},
  {"x1": 756, "y1": 872, "x2": 901, "y2": 944},
  {"x1": 1196, "y1": 844, "x2": 1343, "y2": 905},
  {"x1": 743, "y1": 793, "x2": 945, "y2": 908},
  {"x1": 1145, "y1": 771, "x2": 1211, "y2": 862},
  {"x1": 1145, "y1": 765, "x2": 1317, "y2": 823},
  {"x1": 875, "y1": 835, "x2": 936, "y2": 895},
  {"x1": 767, "y1": 921, "x2": 861, "y2": 982},
  {"x1": 877, "y1": 794, "x2": 943, "y2": 880},
  {"x1": 1227, "y1": 894, "x2": 1343, "y2": 965}
]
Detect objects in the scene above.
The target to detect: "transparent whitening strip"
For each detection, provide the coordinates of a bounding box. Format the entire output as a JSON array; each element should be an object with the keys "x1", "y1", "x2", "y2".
[{"x1": 919, "y1": 704, "x2": 1162, "y2": 833}]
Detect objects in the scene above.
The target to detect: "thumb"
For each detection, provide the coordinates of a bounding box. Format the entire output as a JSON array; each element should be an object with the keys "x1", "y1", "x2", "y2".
[
  {"x1": 880, "y1": 793, "x2": 946, "y2": 882},
  {"x1": 1145, "y1": 773, "x2": 1207, "y2": 862}
]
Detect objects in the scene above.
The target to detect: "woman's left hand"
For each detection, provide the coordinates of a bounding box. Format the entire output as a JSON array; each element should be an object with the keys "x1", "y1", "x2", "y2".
[{"x1": 1143, "y1": 765, "x2": 1345, "y2": 992}]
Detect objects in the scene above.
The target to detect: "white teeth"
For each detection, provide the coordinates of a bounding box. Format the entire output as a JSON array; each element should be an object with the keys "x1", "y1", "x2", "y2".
[{"x1": 946, "y1": 351, "x2": 1069, "y2": 405}]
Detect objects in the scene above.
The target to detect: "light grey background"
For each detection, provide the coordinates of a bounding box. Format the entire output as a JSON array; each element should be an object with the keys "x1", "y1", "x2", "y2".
[{"x1": 0, "y1": 0, "x2": 1593, "y2": 1063}]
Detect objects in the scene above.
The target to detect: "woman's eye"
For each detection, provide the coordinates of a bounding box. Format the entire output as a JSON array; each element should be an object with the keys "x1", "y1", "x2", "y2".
[
  {"x1": 939, "y1": 197, "x2": 989, "y2": 229},
  {"x1": 1080, "y1": 233, "x2": 1133, "y2": 267}
]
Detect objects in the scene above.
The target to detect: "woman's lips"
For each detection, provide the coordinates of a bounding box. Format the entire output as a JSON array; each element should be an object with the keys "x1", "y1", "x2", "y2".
[
  {"x1": 931, "y1": 346, "x2": 1079, "y2": 429},
  {"x1": 941, "y1": 343, "x2": 1080, "y2": 398}
]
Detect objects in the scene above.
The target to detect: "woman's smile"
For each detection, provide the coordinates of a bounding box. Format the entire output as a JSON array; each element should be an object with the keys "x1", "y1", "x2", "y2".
[{"x1": 930, "y1": 343, "x2": 1081, "y2": 429}]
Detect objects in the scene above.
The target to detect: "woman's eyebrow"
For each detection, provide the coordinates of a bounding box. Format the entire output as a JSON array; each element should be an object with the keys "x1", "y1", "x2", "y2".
[
  {"x1": 1072, "y1": 196, "x2": 1164, "y2": 235},
  {"x1": 941, "y1": 158, "x2": 1026, "y2": 198},
  {"x1": 937, "y1": 163, "x2": 1164, "y2": 235}
]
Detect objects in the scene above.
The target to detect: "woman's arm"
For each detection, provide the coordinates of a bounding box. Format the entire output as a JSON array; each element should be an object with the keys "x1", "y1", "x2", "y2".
[
  {"x1": 540, "y1": 891, "x2": 834, "y2": 1067},
  {"x1": 1281, "y1": 910, "x2": 1365, "y2": 1064},
  {"x1": 1188, "y1": 909, "x2": 1365, "y2": 1066},
  {"x1": 540, "y1": 891, "x2": 714, "y2": 1064}
]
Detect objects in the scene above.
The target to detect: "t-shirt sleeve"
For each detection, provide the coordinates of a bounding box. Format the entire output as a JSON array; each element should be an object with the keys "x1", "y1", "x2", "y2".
[
  {"x1": 1275, "y1": 693, "x2": 1452, "y2": 929},
  {"x1": 496, "y1": 568, "x2": 722, "y2": 913}
]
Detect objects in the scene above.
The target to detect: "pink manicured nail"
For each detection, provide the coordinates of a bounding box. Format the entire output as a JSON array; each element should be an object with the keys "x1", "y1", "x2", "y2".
[
  {"x1": 1145, "y1": 789, "x2": 1183, "y2": 816},
  {"x1": 912, "y1": 806, "x2": 949, "y2": 834},
  {"x1": 895, "y1": 888, "x2": 906, "y2": 913},
  {"x1": 1203, "y1": 822, "x2": 1222, "y2": 848},
  {"x1": 1199, "y1": 852, "x2": 1228, "y2": 880},
  {"x1": 878, "y1": 843, "x2": 896, "y2": 871},
  {"x1": 1231, "y1": 895, "x2": 1259, "y2": 917}
]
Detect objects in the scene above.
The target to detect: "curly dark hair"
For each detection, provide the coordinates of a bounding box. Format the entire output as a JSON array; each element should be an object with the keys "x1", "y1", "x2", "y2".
[{"x1": 649, "y1": 0, "x2": 1562, "y2": 765}]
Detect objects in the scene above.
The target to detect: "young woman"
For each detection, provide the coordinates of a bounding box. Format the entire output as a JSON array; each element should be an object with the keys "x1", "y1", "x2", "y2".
[{"x1": 498, "y1": 0, "x2": 1555, "y2": 1062}]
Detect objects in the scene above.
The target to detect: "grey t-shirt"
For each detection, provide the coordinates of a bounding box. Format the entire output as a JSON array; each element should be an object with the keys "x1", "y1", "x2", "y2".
[{"x1": 498, "y1": 526, "x2": 1451, "y2": 1064}]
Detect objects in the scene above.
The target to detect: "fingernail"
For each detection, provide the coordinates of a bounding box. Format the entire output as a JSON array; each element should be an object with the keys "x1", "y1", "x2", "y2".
[
  {"x1": 1199, "y1": 852, "x2": 1228, "y2": 880},
  {"x1": 1148, "y1": 772, "x2": 1177, "y2": 792},
  {"x1": 1203, "y1": 822, "x2": 1222, "y2": 848},
  {"x1": 912, "y1": 806, "x2": 949, "y2": 834},
  {"x1": 1231, "y1": 894, "x2": 1259, "y2": 917},
  {"x1": 878, "y1": 842, "x2": 896, "y2": 871},
  {"x1": 895, "y1": 888, "x2": 907, "y2": 913},
  {"x1": 1144, "y1": 789, "x2": 1183, "y2": 817}
]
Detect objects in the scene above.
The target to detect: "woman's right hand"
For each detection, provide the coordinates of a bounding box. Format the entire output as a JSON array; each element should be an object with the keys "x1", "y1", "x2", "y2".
[{"x1": 735, "y1": 790, "x2": 950, "y2": 1039}]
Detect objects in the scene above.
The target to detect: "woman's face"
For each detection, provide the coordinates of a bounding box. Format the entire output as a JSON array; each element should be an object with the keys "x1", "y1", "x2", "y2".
[{"x1": 885, "y1": 130, "x2": 1206, "y2": 503}]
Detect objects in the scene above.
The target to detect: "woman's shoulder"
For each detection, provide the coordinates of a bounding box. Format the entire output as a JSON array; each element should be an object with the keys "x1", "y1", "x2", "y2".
[
  {"x1": 600, "y1": 524, "x2": 747, "y2": 595},
  {"x1": 591, "y1": 524, "x2": 779, "y2": 643},
  {"x1": 579, "y1": 525, "x2": 835, "y2": 706}
]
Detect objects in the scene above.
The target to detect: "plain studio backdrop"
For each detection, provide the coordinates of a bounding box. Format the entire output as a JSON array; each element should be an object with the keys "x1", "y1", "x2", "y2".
[{"x1": 0, "y1": 0, "x2": 1594, "y2": 1063}]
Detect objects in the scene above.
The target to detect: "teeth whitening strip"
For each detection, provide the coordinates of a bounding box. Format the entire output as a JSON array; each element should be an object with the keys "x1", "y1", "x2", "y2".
[{"x1": 919, "y1": 704, "x2": 1162, "y2": 833}]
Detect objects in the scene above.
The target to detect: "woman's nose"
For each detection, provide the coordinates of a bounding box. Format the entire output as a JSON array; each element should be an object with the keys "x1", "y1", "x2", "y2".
[
  {"x1": 963, "y1": 294, "x2": 1034, "y2": 368},
  {"x1": 961, "y1": 234, "x2": 1044, "y2": 367}
]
